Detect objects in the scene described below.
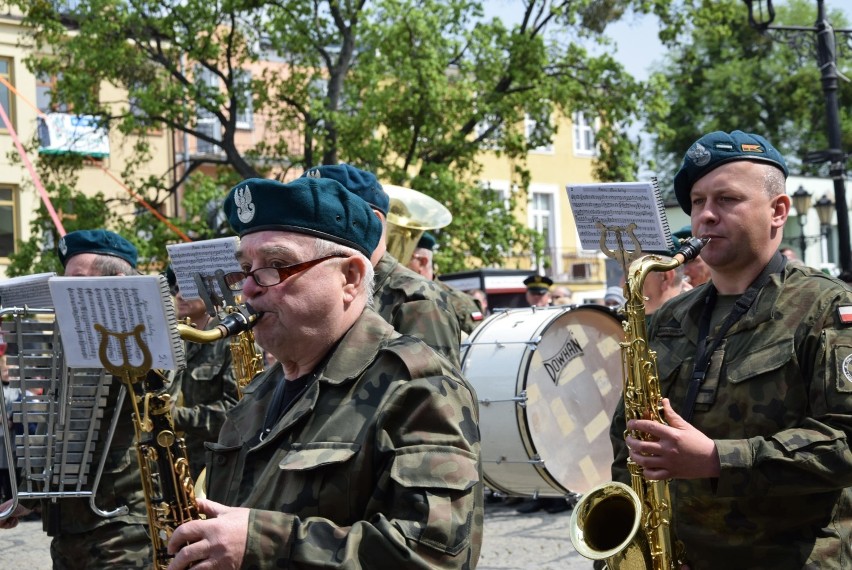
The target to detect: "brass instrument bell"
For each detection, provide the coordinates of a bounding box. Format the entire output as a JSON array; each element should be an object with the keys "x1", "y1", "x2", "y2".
[{"x1": 383, "y1": 184, "x2": 452, "y2": 264}]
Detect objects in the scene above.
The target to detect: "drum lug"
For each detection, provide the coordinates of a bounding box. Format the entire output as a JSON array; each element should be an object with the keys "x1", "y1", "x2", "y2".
[
  {"x1": 490, "y1": 453, "x2": 545, "y2": 466},
  {"x1": 479, "y1": 390, "x2": 528, "y2": 408}
]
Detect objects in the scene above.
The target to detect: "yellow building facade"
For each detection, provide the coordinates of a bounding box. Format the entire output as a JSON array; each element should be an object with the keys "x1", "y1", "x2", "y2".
[
  {"x1": 477, "y1": 112, "x2": 607, "y2": 302},
  {"x1": 0, "y1": 11, "x2": 175, "y2": 277}
]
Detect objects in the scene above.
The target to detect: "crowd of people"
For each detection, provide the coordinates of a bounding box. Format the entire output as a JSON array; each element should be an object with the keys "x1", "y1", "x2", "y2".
[{"x1": 0, "y1": 129, "x2": 848, "y2": 569}]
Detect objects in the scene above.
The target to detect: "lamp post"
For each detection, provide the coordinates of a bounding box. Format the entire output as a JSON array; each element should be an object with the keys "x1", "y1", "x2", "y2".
[
  {"x1": 791, "y1": 185, "x2": 813, "y2": 260},
  {"x1": 743, "y1": 0, "x2": 851, "y2": 272},
  {"x1": 815, "y1": 193, "x2": 835, "y2": 261}
]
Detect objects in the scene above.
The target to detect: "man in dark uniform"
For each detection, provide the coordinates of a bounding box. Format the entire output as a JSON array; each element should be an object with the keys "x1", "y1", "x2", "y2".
[
  {"x1": 301, "y1": 164, "x2": 464, "y2": 367},
  {"x1": 0, "y1": 230, "x2": 153, "y2": 568},
  {"x1": 524, "y1": 274, "x2": 553, "y2": 307},
  {"x1": 166, "y1": 177, "x2": 483, "y2": 569},
  {"x1": 610, "y1": 131, "x2": 852, "y2": 568},
  {"x1": 406, "y1": 231, "x2": 483, "y2": 335}
]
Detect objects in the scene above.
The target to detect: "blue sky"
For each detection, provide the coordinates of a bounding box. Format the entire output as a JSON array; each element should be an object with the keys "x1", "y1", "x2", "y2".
[
  {"x1": 486, "y1": 1, "x2": 852, "y2": 81},
  {"x1": 608, "y1": 1, "x2": 852, "y2": 80}
]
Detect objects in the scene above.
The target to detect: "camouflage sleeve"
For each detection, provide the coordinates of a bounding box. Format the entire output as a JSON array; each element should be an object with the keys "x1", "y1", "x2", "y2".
[
  {"x1": 241, "y1": 375, "x2": 483, "y2": 569},
  {"x1": 714, "y1": 289, "x2": 852, "y2": 497},
  {"x1": 171, "y1": 348, "x2": 239, "y2": 440},
  {"x1": 391, "y1": 300, "x2": 462, "y2": 369}
]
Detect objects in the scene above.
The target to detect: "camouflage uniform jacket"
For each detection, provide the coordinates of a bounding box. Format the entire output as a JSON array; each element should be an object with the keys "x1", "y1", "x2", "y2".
[
  {"x1": 42, "y1": 374, "x2": 149, "y2": 535},
  {"x1": 610, "y1": 262, "x2": 852, "y2": 569},
  {"x1": 436, "y1": 279, "x2": 484, "y2": 335},
  {"x1": 372, "y1": 252, "x2": 462, "y2": 368},
  {"x1": 204, "y1": 309, "x2": 484, "y2": 569},
  {"x1": 170, "y1": 323, "x2": 239, "y2": 478}
]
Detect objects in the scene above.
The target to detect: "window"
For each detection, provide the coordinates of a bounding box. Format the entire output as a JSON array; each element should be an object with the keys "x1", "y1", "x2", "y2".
[
  {"x1": 530, "y1": 191, "x2": 555, "y2": 262},
  {"x1": 195, "y1": 67, "x2": 222, "y2": 155},
  {"x1": 572, "y1": 111, "x2": 596, "y2": 156},
  {"x1": 571, "y1": 262, "x2": 592, "y2": 280},
  {"x1": 0, "y1": 58, "x2": 14, "y2": 130},
  {"x1": 524, "y1": 113, "x2": 553, "y2": 153},
  {"x1": 0, "y1": 186, "x2": 18, "y2": 258},
  {"x1": 36, "y1": 72, "x2": 69, "y2": 113},
  {"x1": 235, "y1": 69, "x2": 253, "y2": 130}
]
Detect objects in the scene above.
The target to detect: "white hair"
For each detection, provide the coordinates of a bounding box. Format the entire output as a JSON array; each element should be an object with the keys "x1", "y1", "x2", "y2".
[{"x1": 313, "y1": 238, "x2": 375, "y2": 308}]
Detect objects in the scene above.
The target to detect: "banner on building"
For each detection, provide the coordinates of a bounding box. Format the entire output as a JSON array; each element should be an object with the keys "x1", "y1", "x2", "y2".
[{"x1": 37, "y1": 113, "x2": 110, "y2": 158}]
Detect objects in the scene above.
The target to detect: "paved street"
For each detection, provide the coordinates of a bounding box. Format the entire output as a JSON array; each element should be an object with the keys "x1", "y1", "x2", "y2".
[{"x1": 0, "y1": 500, "x2": 594, "y2": 569}]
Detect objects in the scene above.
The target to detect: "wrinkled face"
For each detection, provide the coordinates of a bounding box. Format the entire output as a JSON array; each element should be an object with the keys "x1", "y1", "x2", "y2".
[
  {"x1": 235, "y1": 231, "x2": 350, "y2": 359},
  {"x1": 690, "y1": 162, "x2": 787, "y2": 274},
  {"x1": 63, "y1": 253, "x2": 106, "y2": 277}
]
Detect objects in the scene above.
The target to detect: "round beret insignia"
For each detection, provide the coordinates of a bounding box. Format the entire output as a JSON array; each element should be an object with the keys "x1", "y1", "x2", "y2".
[
  {"x1": 59, "y1": 237, "x2": 68, "y2": 257},
  {"x1": 686, "y1": 142, "x2": 712, "y2": 167},
  {"x1": 843, "y1": 354, "x2": 852, "y2": 384}
]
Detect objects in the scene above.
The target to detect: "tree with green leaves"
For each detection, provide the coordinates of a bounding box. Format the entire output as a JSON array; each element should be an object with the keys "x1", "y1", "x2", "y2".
[
  {"x1": 646, "y1": 0, "x2": 852, "y2": 199},
  {"x1": 8, "y1": 0, "x2": 677, "y2": 272}
]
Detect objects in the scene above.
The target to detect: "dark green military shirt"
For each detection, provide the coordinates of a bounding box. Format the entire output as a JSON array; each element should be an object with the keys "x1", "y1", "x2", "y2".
[
  {"x1": 169, "y1": 323, "x2": 238, "y2": 479},
  {"x1": 204, "y1": 309, "x2": 483, "y2": 568},
  {"x1": 372, "y1": 252, "x2": 462, "y2": 367},
  {"x1": 610, "y1": 263, "x2": 852, "y2": 569}
]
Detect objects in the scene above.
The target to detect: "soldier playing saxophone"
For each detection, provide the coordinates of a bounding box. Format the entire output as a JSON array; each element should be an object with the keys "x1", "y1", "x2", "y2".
[{"x1": 609, "y1": 131, "x2": 852, "y2": 569}]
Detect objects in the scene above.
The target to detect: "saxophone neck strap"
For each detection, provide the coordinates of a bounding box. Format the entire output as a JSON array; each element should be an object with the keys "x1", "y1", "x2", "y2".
[{"x1": 681, "y1": 251, "x2": 787, "y2": 422}]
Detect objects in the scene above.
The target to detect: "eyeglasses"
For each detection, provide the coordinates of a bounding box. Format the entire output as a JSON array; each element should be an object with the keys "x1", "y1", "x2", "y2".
[{"x1": 223, "y1": 254, "x2": 349, "y2": 290}]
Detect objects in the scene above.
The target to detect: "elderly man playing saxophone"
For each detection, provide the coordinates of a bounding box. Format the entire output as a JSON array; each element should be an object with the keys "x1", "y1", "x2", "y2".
[{"x1": 166, "y1": 177, "x2": 483, "y2": 569}]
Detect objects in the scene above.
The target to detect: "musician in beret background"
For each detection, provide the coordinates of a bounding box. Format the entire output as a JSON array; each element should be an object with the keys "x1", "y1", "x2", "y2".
[
  {"x1": 609, "y1": 130, "x2": 852, "y2": 568},
  {"x1": 301, "y1": 164, "x2": 466, "y2": 368},
  {"x1": 0, "y1": 229, "x2": 154, "y2": 568},
  {"x1": 163, "y1": 266, "x2": 239, "y2": 480},
  {"x1": 166, "y1": 177, "x2": 483, "y2": 569},
  {"x1": 407, "y1": 231, "x2": 484, "y2": 334}
]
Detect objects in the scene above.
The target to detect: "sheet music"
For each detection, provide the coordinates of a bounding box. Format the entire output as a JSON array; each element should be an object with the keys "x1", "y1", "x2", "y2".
[
  {"x1": 565, "y1": 180, "x2": 675, "y2": 253},
  {"x1": 166, "y1": 237, "x2": 242, "y2": 299},
  {"x1": 48, "y1": 275, "x2": 185, "y2": 370},
  {"x1": 0, "y1": 272, "x2": 56, "y2": 308}
]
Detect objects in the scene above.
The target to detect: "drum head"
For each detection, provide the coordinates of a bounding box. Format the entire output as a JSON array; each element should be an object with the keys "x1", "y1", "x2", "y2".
[{"x1": 522, "y1": 305, "x2": 623, "y2": 494}]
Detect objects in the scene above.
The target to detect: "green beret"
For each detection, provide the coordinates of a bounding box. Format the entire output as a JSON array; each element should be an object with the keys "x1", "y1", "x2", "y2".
[
  {"x1": 301, "y1": 164, "x2": 389, "y2": 216},
  {"x1": 673, "y1": 225, "x2": 692, "y2": 240},
  {"x1": 224, "y1": 177, "x2": 382, "y2": 257},
  {"x1": 674, "y1": 130, "x2": 788, "y2": 214},
  {"x1": 417, "y1": 231, "x2": 437, "y2": 251},
  {"x1": 58, "y1": 229, "x2": 138, "y2": 268},
  {"x1": 523, "y1": 274, "x2": 553, "y2": 294}
]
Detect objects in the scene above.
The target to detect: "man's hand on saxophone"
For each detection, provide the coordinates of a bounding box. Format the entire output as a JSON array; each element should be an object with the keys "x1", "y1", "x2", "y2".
[
  {"x1": 625, "y1": 398, "x2": 722, "y2": 480},
  {"x1": 166, "y1": 497, "x2": 248, "y2": 570}
]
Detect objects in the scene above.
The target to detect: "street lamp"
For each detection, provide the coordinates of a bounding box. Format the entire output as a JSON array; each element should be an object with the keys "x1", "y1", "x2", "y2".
[
  {"x1": 743, "y1": 0, "x2": 852, "y2": 272},
  {"x1": 815, "y1": 194, "x2": 835, "y2": 261},
  {"x1": 791, "y1": 185, "x2": 813, "y2": 259}
]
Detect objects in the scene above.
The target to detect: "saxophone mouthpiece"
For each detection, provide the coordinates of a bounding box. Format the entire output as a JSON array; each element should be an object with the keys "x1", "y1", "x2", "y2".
[
  {"x1": 675, "y1": 236, "x2": 710, "y2": 263},
  {"x1": 218, "y1": 305, "x2": 261, "y2": 337}
]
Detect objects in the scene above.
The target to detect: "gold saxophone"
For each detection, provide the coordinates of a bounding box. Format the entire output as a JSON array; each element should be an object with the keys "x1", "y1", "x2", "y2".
[
  {"x1": 569, "y1": 237, "x2": 707, "y2": 570},
  {"x1": 95, "y1": 324, "x2": 200, "y2": 570},
  {"x1": 176, "y1": 308, "x2": 263, "y2": 398}
]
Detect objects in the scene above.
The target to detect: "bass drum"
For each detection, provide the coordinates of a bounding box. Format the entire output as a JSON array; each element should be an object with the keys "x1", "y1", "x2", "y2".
[{"x1": 462, "y1": 305, "x2": 624, "y2": 498}]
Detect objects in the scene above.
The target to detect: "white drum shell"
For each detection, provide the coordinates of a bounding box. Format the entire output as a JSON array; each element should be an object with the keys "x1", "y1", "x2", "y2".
[{"x1": 462, "y1": 305, "x2": 623, "y2": 497}]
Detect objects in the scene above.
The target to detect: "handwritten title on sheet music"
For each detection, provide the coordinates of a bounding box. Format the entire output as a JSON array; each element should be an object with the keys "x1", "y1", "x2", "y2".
[{"x1": 566, "y1": 183, "x2": 671, "y2": 252}]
